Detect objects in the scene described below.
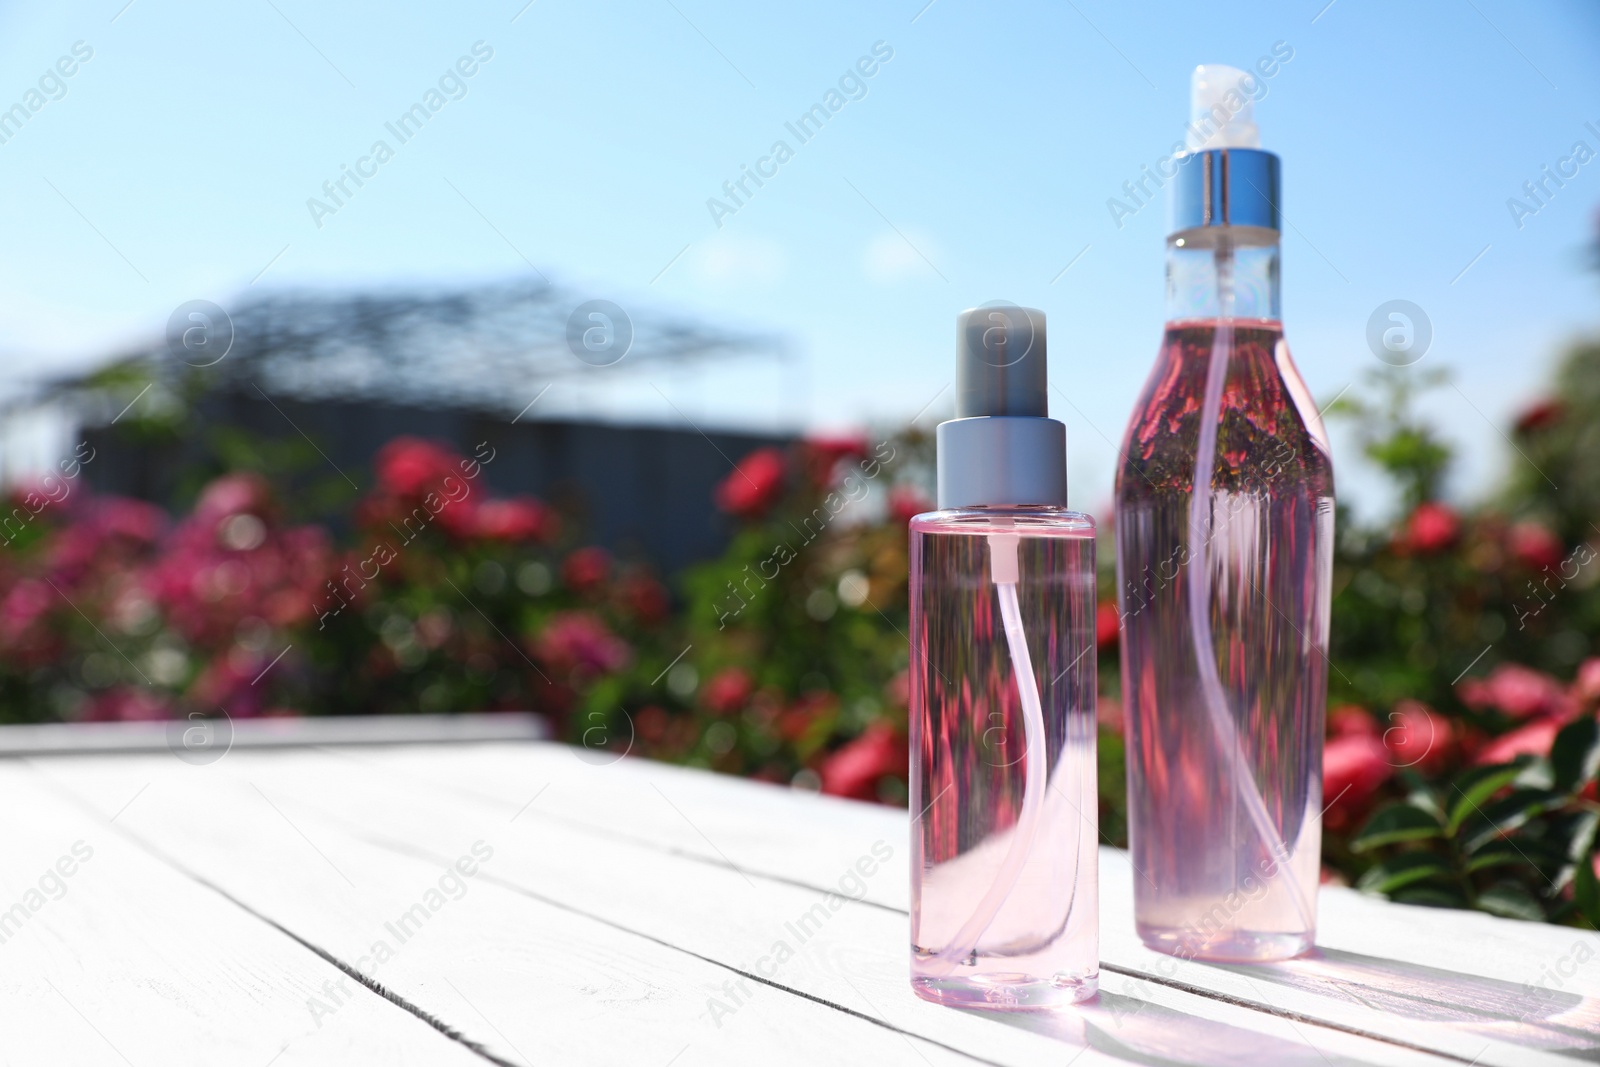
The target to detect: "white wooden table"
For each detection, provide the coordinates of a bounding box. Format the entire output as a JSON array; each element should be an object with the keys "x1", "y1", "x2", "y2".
[{"x1": 1, "y1": 729, "x2": 1595, "y2": 1066}]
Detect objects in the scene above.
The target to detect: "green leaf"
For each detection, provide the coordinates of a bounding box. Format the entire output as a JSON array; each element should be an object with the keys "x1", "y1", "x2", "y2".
[
  {"x1": 1391, "y1": 884, "x2": 1470, "y2": 909},
  {"x1": 1478, "y1": 883, "x2": 1547, "y2": 922},
  {"x1": 1406, "y1": 785, "x2": 1447, "y2": 824},
  {"x1": 1552, "y1": 718, "x2": 1600, "y2": 794},
  {"x1": 1351, "y1": 803, "x2": 1444, "y2": 852},
  {"x1": 1576, "y1": 854, "x2": 1600, "y2": 928},
  {"x1": 1467, "y1": 847, "x2": 1533, "y2": 876},
  {"x1": 1356, "y1": 852, "x2": 1453, "y2": 895},
  {"x1": 1459, "y1": 788, "x2": 1563, "y2": 851},
  {"x1": 1447, "y1": 764, "x2": 1527, "y2": 835},
  {"x1": 1553, "y1": 809, "x2": 1600, "y2": 893}
]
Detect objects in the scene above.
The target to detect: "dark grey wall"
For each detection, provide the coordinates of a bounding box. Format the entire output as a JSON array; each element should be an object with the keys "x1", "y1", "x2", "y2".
[{"x1": 82, "y1": 390, "x2": 791, "y2": 576}]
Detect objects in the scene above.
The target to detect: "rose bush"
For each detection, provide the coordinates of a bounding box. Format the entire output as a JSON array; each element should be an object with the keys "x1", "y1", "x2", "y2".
[{"x1": 0, "y1": 436, "x2": 654, "y2": 731}]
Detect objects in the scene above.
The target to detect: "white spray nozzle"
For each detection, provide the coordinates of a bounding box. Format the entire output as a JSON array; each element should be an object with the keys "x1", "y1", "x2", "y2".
[{"x1": 1187, "y1": 64, "x2": 1261, "y2": 152}]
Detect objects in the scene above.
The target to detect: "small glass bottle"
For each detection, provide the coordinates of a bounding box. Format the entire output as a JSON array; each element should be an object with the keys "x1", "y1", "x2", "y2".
[
  {"x1": 909, "y1": 306, "x2": 1099, "y2": 1009},
  {"x1": 1115, "y1": 67, "x2": 1334, "y2": 962}
]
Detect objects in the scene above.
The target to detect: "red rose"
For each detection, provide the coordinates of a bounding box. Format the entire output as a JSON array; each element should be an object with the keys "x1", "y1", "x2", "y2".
[
  {"x1": 889, "y1": 486, "x2": 933, "y2": 524},
  {"x1": 715, "y1": 448, "x2": 787, "y2": 519},
  {"x1": 702, "y1": 667, "x2": 754, "y2": 715},
  {"x1": 1381, "y1": 699, "x2": 1453, "y2": 773},
  {"x1": 802, "y1": 433, "x2": 869, "y2": 487},
  {"x1": 375, "y1": 437, "x2": 462, "y2": 498},
  {"x1": 819, "y1": 721, "x2": 906, "y2": 801},
  {"x1": 1395, "y1": 501, "x2": 1460, "y2": 555},
  {"x1": 1323, "y1": 733, "x2": 1392, "y2": 812},
  {"x1": 1095, "y1": 601, "x2": 1121, "y2": 650},
  {"x1": 1328, "y1": 704, "x2": 1379, "y2": 738},
  {"x1": 619, "y1": 573, "x2": 669, "y2": 624},
  {"x1": 562, "y1": 547, "x2": 611, "y2": 594},
  {"x1": 779, "y1": 691, "x2": 837, "y2": 742},
  {"x1": 1514, "y1": 400, "x2": 1564, "y2": 435},
  {"x1": 1508, "y1": 521, "x2": 1564, "y2": 572},
  {"x1": 1475, "y1": 717, "x2": 1562, "y2": 765},
  {"x1": 635, "y1": 705, "x2": 669, "y2": 744}
]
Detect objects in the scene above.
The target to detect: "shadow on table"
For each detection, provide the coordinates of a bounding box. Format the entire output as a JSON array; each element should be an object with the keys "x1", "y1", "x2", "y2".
[
  {"x1": 971, "y1": 944, "x2": 1600, "y2": 1066},
  {"x1": 981, "y1": 991, "x2": 1385, "y2": 1067},
  {"x1": 1217, "y1": 946, "x2": 1600, "y2": 1057}
]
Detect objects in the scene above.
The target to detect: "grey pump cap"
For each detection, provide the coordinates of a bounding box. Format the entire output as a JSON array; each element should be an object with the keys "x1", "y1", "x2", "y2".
[
  {"x1": 957, "y1": 305, "x2": 1048, "y2": 417},
  {"x1": 937, "y1": 305, "x2": 1068, "y2": 509}
]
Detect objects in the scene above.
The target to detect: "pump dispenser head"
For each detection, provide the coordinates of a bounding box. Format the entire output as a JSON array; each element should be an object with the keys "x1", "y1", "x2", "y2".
[
  {"x1": 937, "y1": 305, "x2": 1068, "y2": 510},
  {"x1": 1171, "y1": 63, "x2": 1281, "y2": 238},
  {"x1": 1187, "y1": 65, "x2": 1260, "y2": 151},
  {"x1": 957, "y1": 305, "x2": 1048, "y2": 418}
]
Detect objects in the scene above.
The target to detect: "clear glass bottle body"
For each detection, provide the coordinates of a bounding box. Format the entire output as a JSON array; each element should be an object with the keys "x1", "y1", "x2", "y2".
[
  {"x1": 908, "y1": 506, "x2": 1098, "y2": 1008},
  {"x1": 1115, "y1": 229, "x2": 1334, "y2": 962}
]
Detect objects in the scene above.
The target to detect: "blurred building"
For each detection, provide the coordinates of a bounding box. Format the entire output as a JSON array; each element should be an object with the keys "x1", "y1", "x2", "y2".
[{"x1": 13, "y1": 280, "x2": 794, "y2": 575}]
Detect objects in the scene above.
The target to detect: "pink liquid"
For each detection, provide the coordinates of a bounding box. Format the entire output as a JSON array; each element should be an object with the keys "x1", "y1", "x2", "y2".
[
  {"x1": 1115, "y1": 320, "x2": 1334, "y2": 962},
  {"x1": 909, "y1": 507, "x2": 1099, "y2": 1008}
]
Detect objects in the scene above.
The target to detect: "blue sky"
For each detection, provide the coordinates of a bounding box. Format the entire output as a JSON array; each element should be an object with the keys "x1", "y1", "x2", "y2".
[{"x1": 0, "y1": 0, "x2": 1597, "y2": 515}]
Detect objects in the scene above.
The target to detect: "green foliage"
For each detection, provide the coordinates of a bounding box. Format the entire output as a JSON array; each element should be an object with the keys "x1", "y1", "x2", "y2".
[
  {"x1": 1503, "y1": 337, "x2": 1600, "y2": 546},
  {"x1": 577, "y1": 434, "x2": 926, "y2": 797},
  {"x1": 1351, "y1": 752, "x2": 1600, "y2": 924},
  {"x1": 1325, "y1": 365, "x2": 1453, "y2": 512}
]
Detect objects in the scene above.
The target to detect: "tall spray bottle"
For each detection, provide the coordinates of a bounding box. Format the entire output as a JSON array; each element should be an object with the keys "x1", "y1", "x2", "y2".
[
  {"x1": 1115, "y1": 67, "x2": 1334, "y2": 961},
  {"x1": 909, "y1": 306, "x2": 1099, "y2": 1008}
]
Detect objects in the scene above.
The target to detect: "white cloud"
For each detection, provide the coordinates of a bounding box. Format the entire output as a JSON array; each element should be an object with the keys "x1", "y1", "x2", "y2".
[
  {"x1": 688, "y1": 235, "x2": 787, "y2": 289},
  {"x1": 863, "y1": 229, "x2": 941, "y2": 283}
]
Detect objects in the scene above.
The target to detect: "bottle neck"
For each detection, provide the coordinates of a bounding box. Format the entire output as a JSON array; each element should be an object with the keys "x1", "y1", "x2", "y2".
[{"x1": 1164, "y1": 229, "x2": 1280, "y2": 323}]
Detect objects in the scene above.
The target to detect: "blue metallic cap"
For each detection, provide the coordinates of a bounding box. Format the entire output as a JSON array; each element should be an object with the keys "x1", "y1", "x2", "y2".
[{"x1": 1169, "y1": 148, "x2": 1280, "y2": 236}]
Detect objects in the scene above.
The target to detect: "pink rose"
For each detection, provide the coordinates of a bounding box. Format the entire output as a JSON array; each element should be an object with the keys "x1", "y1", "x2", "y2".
[
  {"x1": 1381, "y1": 700, "x2": 1453, "y2": 773},
  {"x1": 1573, "y1": 658, "x2": 1600, "y2": 706},
  {"x1": 1475, "y1": 717, "x2": 1562, "y2": 765},
  {"x1": 1484, "y1": 663, "x2": 1570, "y2": 720},
  {"x1": 474, "y1": 497, "x2": 555, "y2": 542},
  {"x1": 534, "y1": 612, "x2": 631, "y2": 676}
]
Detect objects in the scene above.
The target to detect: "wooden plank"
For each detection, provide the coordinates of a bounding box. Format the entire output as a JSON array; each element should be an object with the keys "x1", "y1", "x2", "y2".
[
  {"x1": 361, "y1": 741, "x2": 913, "y2": 908},
  {"x1": 36, "y1": 747, "x2": 1470, "y2": 1066},
  {"x1": 25, "y1": 752, "x2": 994, "y2": 1067},
  {"x1": 349, "y1": 743, "x2": 1600, "y2": 1066},
  {"x1": 0, "y1": 764, "x2": 494, "y2": 1067},
  {"x1": 0, "y1": 712, "x2": 545, "y2": 757},
  {"x1": 1097, "y1": 849, "x2": 1600, "y2": 1066}
]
